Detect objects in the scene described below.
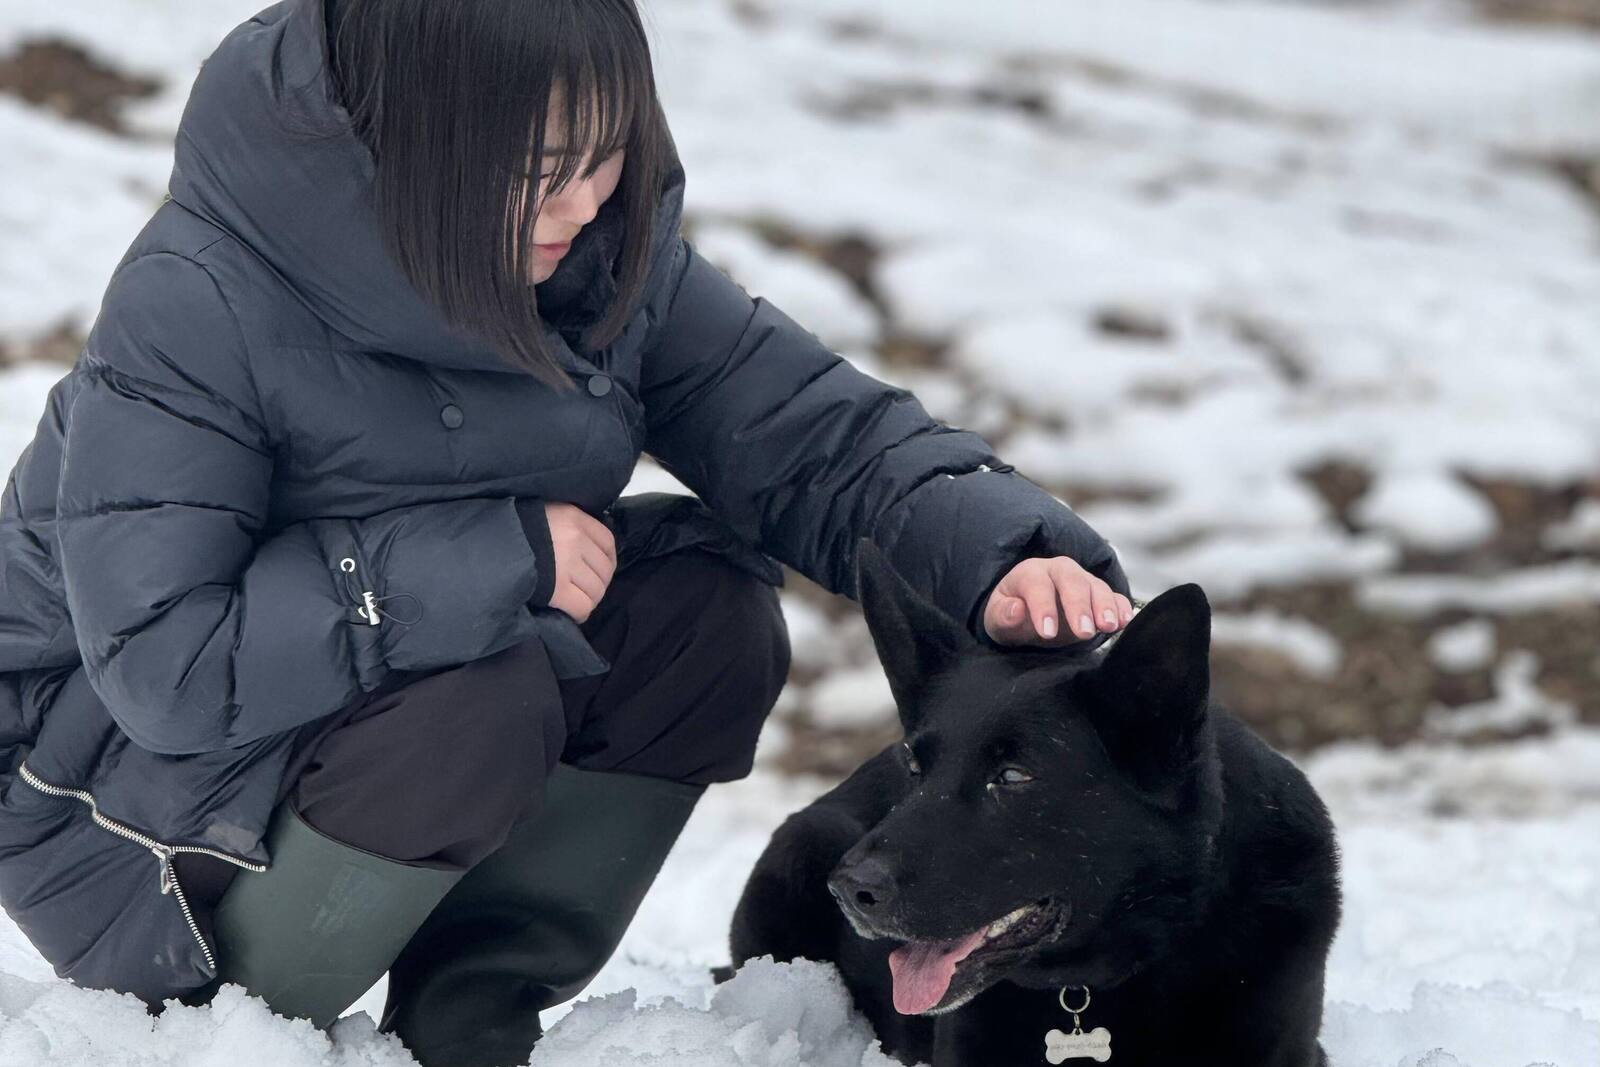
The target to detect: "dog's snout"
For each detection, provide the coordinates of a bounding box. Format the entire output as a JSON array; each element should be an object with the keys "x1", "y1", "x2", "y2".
[{"x1": 828, "y1": 855, "x2": 898, "y2": 914}]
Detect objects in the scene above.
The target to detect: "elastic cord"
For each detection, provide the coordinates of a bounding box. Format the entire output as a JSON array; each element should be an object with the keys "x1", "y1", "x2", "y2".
[{"x1": 338, "y1": 561, "x2": 425, "y2": 626}]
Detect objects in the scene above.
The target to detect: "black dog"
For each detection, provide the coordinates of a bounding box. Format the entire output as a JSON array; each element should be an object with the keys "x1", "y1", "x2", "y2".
[{"x1": 728, "y1": 543, "x2": 1341, "y2": 1066}]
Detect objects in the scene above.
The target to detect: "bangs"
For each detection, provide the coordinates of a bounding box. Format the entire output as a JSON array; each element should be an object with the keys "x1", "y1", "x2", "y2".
[
  {"x1": 529, "y1": 6, "x2": 654, "y2": 197},
  {"x1": 332, "y1": 0, "x2": 673, "y2": 386}
]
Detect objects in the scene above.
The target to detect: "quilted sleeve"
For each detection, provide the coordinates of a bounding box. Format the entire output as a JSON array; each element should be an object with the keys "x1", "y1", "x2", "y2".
[
  {"x1": 55, "y1": 252, "x2": 547, "y2": 755},
  {"x1": 638, "y1": 237, "x2": 1129, "y2": 643}
]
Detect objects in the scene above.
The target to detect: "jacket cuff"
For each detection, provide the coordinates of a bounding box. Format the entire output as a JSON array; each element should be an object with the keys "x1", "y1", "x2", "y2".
[{"x1": 514, "y1": 497, "x2": 559, "y2": 607}]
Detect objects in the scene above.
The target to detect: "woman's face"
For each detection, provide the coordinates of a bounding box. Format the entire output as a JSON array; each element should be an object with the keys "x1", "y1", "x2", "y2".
[{"x1": 524, "y1": 106, "x2": 625, "y2": 284}]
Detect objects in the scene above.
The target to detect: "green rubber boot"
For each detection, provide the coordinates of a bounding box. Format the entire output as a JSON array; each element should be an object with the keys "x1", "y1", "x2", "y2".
[
  {"x1": 205, "y1": 800, "x2": 466, "y2": 1029},
  {"x1": 377, "y1": 762, "x2": 706, "y2": 1067}
]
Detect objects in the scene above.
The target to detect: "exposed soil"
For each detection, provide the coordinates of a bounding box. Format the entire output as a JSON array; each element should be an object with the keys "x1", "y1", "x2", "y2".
[
  {"x1": 1298, "y1": 460, "x2": 1375, "y2": 533},
  {"x1": 1211, "y1": 580, "x2": 1600, "y2": 752},
  {"x1": 1545, "y1": 153, "x2": 1600, "y2": 218},
  {"x1": 768, "y1": 458, "x2": 1600, "y2": 776},
  {"x1": 1477, "y1": 0, "x2": 1600, "y2": 28},
  {"x1": 742, "y1": 217, "x2": 886, "y2": 317},
  {"x1": 0, "y1": 37, "x2": 159, "y2": 135},
  {"x1": 0, "y1": 321, "x2": 83, "y2": 368}
]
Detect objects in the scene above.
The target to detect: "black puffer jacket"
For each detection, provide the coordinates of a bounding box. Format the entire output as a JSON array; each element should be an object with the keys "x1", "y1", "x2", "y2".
[{"x1": 0, "y1": 0, "x2": 1127, "y2": 1008}]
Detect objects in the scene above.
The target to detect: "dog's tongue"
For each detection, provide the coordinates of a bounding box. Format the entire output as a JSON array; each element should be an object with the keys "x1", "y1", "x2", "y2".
[{"x1": 887, "y1": 929, "x2": 988, "y2": 1015}]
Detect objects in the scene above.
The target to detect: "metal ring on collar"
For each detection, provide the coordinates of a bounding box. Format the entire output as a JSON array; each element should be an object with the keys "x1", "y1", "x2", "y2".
[{"x1": 1058, "y1": 984, "x2": 1091, "y2": 1015}]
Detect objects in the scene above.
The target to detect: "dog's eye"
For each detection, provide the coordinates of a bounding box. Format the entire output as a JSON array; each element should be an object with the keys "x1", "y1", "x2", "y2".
[
  {"x1": 993, "y1": 767, "x2": 1034, "y2": 786},
  {"x1": 901, "y1": 744, "x2": 921, "y2": 776}
]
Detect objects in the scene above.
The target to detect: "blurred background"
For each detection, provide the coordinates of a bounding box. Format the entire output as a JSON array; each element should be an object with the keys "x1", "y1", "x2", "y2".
[{"x1": 2, "y1": 1, "x2": 1597, "y2": 1063}]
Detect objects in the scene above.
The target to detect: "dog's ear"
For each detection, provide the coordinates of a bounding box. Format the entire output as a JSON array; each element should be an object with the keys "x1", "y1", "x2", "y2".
[
  {"x1": 1076, "y1": 583, "x2": 1212, "y2": 797},
  {"x1": 854, "y1": 538, "x2": 971, "y2": 726}
]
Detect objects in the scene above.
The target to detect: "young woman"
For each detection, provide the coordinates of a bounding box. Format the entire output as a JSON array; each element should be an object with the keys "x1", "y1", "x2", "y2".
[{"x1": 0, "y1": 0, "x2": 1132, "y2": 1064}]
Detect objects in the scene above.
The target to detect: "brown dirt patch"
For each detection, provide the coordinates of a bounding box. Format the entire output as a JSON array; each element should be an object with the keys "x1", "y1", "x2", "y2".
[
  {"x1": 0, "y1": 321, "x2": 83, "y2": 368},
  {"x1": 1478, "y1": 0, "x2": 1600, "y2": 28},
  {"x1": 0, "y1": 38, "x2": 159, "y2": 135}
]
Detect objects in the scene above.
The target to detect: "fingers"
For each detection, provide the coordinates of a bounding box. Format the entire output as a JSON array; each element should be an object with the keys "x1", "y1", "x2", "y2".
[
  {"x1": 567, "y1": 552, "x2": 610, "y2": 603},
  {"x1": 1087, "y1": 578, "x2": 1124, "y2": 634},
  {"x1": 552, "y1": 585, "x2": 597, "y2": 623},
  {"x1": 544, "y1": 503, "x2": 617, "y2": 623},
  {"x1": 577, "y1": 537, "x2": 616, "y2": 585},
  {"x1": 985, "y1": 558, "x2": 1136, "y2": 647},
  {"x1": 1046, "y1": 558, "x2": 1097, "y2": 640},
  {"x1": 1012, "y1": 567, "x2": 1063, "y2": 640},
  {"x1": 1115, "y1": 592, "x2": 1134, "y2": 627},
  {"x1": 572, "y1": 508, "x2": 616, "y2": 566}
]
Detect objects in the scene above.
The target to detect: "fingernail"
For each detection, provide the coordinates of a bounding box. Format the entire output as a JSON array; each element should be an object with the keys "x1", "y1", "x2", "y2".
[
  {"x1": 1078, "y1": 614, "x2": 1093, "y2": 637},
  {"x1": 1102, "y1": 608, "x2": 1117, "y2": 626},
  {"x1": 1041, "y1": 616, "x2": 1057, "y2": 638}
]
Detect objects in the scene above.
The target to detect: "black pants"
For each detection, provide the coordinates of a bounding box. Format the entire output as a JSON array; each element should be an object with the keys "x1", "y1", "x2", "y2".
[{"x1": 173, "y1": 548, "x2": 791, "y2": 935}]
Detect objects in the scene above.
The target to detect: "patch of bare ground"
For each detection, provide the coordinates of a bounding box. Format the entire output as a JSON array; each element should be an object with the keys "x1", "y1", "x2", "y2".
[
  {"x1": 808, "y1": 77, "x2": 1055, "y2": 127},
  {"x1": 1545, "y1": 153, "x2": 1600, "y2": 218},
  {"x1": 739, "y1": 216, "x2": 885, "y2": 311},
  {"x1": 1477, "y1": 0, "x2": 1600, "y2": 29},
  {"x1": 770, "y1": 466, "x2": 1600, "y2": 776},
  {"x1": 0, "y1": 321, "x2": 83, "y2": 368},
  {"x1": 0, "y1": 38, "x2": 159, "y2": 135},
  {"x1": 1211, "y1": 468, "x2": 1600, "y2": 751},
  {"x1": 1212, "y1": 579, "x2": 1600, "y2": 751},
  {"x1": 1298, "y1": 459, "x2": 1374, "y2": 532},
  {"x1": 771, "y1": 716, "x2": 904, "y2": 779}
]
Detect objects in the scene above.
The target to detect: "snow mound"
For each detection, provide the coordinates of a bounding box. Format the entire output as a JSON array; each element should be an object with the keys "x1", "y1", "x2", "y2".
[
  {"x1": 533, "y1": 957, "x2": 897, "y2": 1066},
  {"x1": 0, "y1": 979, "x2": 415, "y2": 1066},
  {"x1": 0, "y1": 959, "x2": 900, "y2": 1067},
  {"x1": 1323, "y1": 982, "x2": 1599, "y2": 1067}
]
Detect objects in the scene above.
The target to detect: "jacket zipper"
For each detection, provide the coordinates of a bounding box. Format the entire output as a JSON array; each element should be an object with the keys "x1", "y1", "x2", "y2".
[{"x1": 15, "y1": 761, "x2": 268, "y2": 972}]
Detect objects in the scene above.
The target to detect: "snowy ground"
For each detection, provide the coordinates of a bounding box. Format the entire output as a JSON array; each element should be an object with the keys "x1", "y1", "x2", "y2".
[
  {"x1": 1, "y1": 738, "x2": 1597, "y2": 1066},
  {"x1": 3, "y1": 0, "x2": 1599, "y2": 1063}
]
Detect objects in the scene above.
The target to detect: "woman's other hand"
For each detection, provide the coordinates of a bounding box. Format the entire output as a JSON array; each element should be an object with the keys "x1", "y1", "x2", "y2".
[
  {"x1": 545, "y1": 502, "x2": 616, "y2": 623},
  {"x1": 983, "y1": 556, "x2": 1132, "y2": 646}
]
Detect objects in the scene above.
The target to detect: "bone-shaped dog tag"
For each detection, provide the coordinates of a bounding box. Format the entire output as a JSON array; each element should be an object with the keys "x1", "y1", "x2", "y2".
[{"x1": 1044, "y1": 1026, "x2": 1112, "y2": 1063}]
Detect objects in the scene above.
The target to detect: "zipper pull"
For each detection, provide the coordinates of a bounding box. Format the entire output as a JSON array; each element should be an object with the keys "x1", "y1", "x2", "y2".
[{"x1": 151, "y1": 844, "x2": 176, "y2": 895}]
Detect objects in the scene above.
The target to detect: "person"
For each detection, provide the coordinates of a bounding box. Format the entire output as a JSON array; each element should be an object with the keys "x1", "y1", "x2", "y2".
[{"x1": 0, "y1": 0, "x2": 1133, "y2": 1064}]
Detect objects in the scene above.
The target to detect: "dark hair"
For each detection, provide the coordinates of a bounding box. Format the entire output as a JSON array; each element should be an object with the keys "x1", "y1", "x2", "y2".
[{"x1": 326, "y1": 0, "x2": 670, "y2": 388}]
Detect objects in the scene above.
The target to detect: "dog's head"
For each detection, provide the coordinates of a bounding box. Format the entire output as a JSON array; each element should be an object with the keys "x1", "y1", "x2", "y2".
[{"x1": 827, "y1": 541, "x2": 1222, "y2": 1017}]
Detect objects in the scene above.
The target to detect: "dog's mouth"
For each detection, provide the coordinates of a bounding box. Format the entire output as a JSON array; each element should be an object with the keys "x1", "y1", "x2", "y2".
[{"x1": 886, "y1": 897, "x2": 1070, "y2": 1016}]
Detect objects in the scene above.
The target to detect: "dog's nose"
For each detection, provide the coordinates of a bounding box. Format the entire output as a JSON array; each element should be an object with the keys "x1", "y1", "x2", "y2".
[{"x1": 828, "y1": 856, "x2": 898, "y2": 915}]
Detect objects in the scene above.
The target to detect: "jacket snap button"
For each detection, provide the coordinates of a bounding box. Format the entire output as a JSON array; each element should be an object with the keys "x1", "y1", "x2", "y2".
[
  {"x1": 439, "y1": 403, "x2": 464, "y2": 429},
  {"x1": 586, "y1": 374, "x2": 613, "y2": 398}
]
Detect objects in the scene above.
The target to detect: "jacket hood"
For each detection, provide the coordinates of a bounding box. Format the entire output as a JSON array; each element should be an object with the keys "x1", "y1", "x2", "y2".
[{"x1": 167, "y1": 0, "x2": 683, "y2": 375}]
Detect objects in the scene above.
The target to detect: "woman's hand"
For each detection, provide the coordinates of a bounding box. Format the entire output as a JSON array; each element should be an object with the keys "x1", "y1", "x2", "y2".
[
  {"x1": 545, "y1": 502, "x2": 616, "y2": 623},
  {"x1": 982, "y1": 556, "x2": 1133, "y2": 646}
]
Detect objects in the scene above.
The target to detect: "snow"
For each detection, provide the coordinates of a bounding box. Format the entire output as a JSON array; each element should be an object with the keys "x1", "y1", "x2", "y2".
[
  {"x1": 1358, "y1": 560, "x2": 1600, "y2": 617},
  {"x1": 0, "y1": 361, "x2": 67, "y2": 467},
  {"x1": 531, "y1": 960, "x2": 899, "y2": 1066},
  {"x1": 1423, "y1": 649, "x2": 1578, "y2": 740},
  {"x1": 4, "y1": 0, "x2": 1600, "y2": 1063},
  {"x1": 784, "y1": 0, "x2": 1600, "y2": 154},
  {"x1": 1143, "y1": 525, "x2": 1400, "y2": 601},
  {"x1": 689, "y1": 222, "x2": 882, "y2": 351},
  {"x1": 1351, "y1": 470, "x2": 1499, "y2": 553},
  {"x1": 803, "y1": 663, "x2": 895, "y2": 730},
  {"x1": 9, "y1": 0, "x2": 1600, "y2": 601},
  {"x1": 1544, "y1": 498, "x2": 1600, "y2": 552},
  {"x1": 1211, "y1": 609, "x2": 1344, "y2": 677},
  {"x1": 1426, "y1": 618, "x2": 1497, "y2": 673},
  {"x1": 0, "y1": 99, "x2": 170, "y2": 338},
  {"x1": 3, "y1": 739, "x2": 1599, "y2": 1065}
]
